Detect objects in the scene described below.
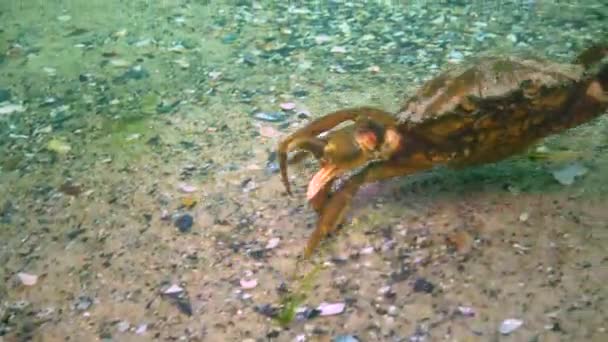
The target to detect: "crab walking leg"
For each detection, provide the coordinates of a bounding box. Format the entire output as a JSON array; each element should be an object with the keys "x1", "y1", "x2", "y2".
[
  {"x1": 303, "y1": 154, "x2": 434, "y2": 258},
  {"x1": 278, "y1": 107, "x2": 397, "y2": 194}
]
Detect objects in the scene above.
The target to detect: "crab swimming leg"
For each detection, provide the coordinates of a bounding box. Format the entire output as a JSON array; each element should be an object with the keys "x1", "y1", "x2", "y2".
[{"x1": 304, "y1": 153, "x2": 434, "y2": 258}]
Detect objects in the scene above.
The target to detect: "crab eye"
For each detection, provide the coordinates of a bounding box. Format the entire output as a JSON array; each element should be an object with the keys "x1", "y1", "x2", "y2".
[{"x1": 354, "y1": 128, "x2": 378, "y2": 152}]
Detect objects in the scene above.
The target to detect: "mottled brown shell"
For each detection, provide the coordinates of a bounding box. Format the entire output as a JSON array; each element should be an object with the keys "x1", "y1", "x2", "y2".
[{"x1": 396, "y1": 56, "x2": 585, "y2": 124}]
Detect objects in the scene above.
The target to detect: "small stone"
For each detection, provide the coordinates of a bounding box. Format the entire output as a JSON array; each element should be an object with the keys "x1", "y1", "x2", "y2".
[
  {"x1": 174, "y1": 214, "x2": 193, "y2": 233},
  {"x1": 317, "y1": 302, "x2": 345, "y2": 316},
  {"x1": 314, "y1": 34, "x2": 332, "y2": 44},
  {"x1": 208, "y1": 70, "x2": 222, "y2": 80},
  {"x1": 17, "y1": 272, "x2": 38, "y2": 286},
  {"x1": 252, "y1": 111, "x2": 286, "y2": 122},
  {"x1": 109, "y1": 59, "x2": 131, "y2": 68},
  {"x1": 413, "y1": 277, "x2": 434, "y2": 293},
  {"x1": 254, "y1": 304, "x2": 279, "y2": 318},
  {"x1": 240, "y1": 278, "x2": 258, "y2": 289},
  {"x1": 519, "y1": 212, "x2": 529, "y2": 222},
  {"x1": 47, "y1": 139, "x2": 71, "y2": 154},
  {"x1": 75, "y1": 296, "x2": 93, "y2": 311},
  {"x1": 178, "y1": 183, "x2": 197, "y2": 193},
  {"x1": 265, "y1": 237, "x2": 280, "y2": 249},
  {"x1": 552, "y1": 163, "x2": 588, "y2": 185},
  {"x1": 360, "y1": 246, "x2": 374, "y2": 255},
  {"x1": 125, "y1": 133, "x2": 141, "y2": 141},
  {"x1": 174, "y1": 58, "x2": 190, "y2": 69},
  {"x1": 0, "y1": 103, "x2": 25, "y2": 115},
  {"x1": 116, "y1": 321, "x2": 130, "y2": 333},
  {"x1": 43, "y1": 67, "x2": 57, "y2": 76},
  {"x1": 163, "y1": 284, "x2": 184, "y2": 294},
  {"x1": 279, "y1": 102, "x2": 296, "y2": 111},
  {"x1": 367, "y1": 65, "x2": 380, "y2": 73},
  {"x1": 330, "y1": 46, "x2": 347, "y2": 54},
  {"x1": 448, "y1": 50, "x2": 464, "y2": 63},
  {"x1": 258, "y1": 125, "x2": 281, "y2": 138},
  {"x1": 499, "y1": 318, "x2": 523, "y2": 335},
  {"x1": 135, "y1": 324, "x2": 147, "y2": 335},
  {"x1": 457, "y1": 306, "x2": 475, "y2": 317}
]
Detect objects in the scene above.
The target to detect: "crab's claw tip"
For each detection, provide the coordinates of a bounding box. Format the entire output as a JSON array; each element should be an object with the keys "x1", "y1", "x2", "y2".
[{"x1": 307, "y1": 164, "x2": 339, "y2": 201}]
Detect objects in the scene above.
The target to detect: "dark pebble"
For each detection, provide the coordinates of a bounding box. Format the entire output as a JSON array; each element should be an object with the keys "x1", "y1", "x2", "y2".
[
  {"x1": 248, "y1": 248, "x2": 266, "y2": 259},
  {"x1": 254, "y1": 304, "x2": 279, "y2": 318},
  {"x1": 292, "y1": 89, "x2": 308, "y2": 97},
  {"x1": 66, "y1": 227, "x2": 86, "y2": 240},
  {"x1": 0, "y1": 88, "x2": 10, "y2": 102},
  {"x1": 296, "y1": 308, "x2": 320, "y2": 321},
  {"x1": 75, "y1": 296, "x2": 93, "y2": 311},
  {"x1": 174, "y1": 297, "x2": 193, "y2": 316},
  {"x1": 174, "y1": 214, "x2": 193, "y2": 233},
  {"x1": 266, "y1": 330, "x2": 280, "y2": 338},
  {"x1": 413, "y1": 277, "x2": 434, "y2": 293}
]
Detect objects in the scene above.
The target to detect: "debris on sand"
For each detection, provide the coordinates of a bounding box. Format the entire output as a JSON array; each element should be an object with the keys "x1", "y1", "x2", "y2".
[
  {"x1": 317, "y1": 302, "x2": 345, "y2": 316},
  {"x1": 17, "y1": 272, "x2": 38, "y2": 286},
  {"x1": 499, "y1": 318, "x2": 523, "y2": 335},
  {"x1": 552, "y1": 163, "x2": 588, "y2": 185}
]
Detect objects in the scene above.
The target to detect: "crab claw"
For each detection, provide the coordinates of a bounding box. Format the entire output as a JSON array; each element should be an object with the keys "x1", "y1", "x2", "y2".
[
  {"x1": 278, "y1": 107, "x2": 399, "y2": 195},
  {"x1": 307, "y1": 164, "x2": 339, "y2": 200}
]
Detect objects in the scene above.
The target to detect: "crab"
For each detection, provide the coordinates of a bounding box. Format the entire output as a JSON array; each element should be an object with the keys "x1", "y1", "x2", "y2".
[{"x1": 278, "y1": 44, "x2": 608, "y2": 258}]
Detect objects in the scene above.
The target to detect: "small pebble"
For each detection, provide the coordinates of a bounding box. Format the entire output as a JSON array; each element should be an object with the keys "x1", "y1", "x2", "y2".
[
  {"x1": 317, "y1": 302, "x2": 345, "y2": 316},
  {"x1": 0, "y1": 103, "x2": 26, "y2": 115},
  {"x1": 135, "y1": 324, "x2": 147, "y2": 335},
  {"x1": 259, "y1": 125, "x2": 281, "y2": 138},
  {"x1": 265, "y1": 237, "x2": 280, "y2": 249},
  {"x1": 457, "y1": 306, "x2": 476, "y2": 317},
  {"x1": 552, "y1": 163, "x2": 588, "y2": 185},
  {"x1": 178, "y1": 183, "x2": 197, "y2": 193},
  {"x1": 330, "y1": 46, "x2": 347, "y2": 54},
  {"x1": 163, "y1": 284, "x2": 184, "y2": 294},
  {"x1": 75, "y1": 296, "x2": 93, "y2": 311},
  {"x1": 240, "y1": 278, "x2": 258, "y2": 289},
  {"x1": 17, "y1": 272, "x2": 38, "y2": 286},
  {"x1": 116, "y1": 321, "x2": 130, "y2": 333},
  {"x1": 359, "y1": 246, "x2": 374, "y2": 255},
  {"x1": 279, "y1": 102, "x2": 296, "y2": 111},
  {"x1": 174, "y1": 214, "x2": 193, "y2": 233},
  {"x1": 367, "y1": 65, "x2": 381, "y2": 73},
  {"x1": 109, "y1": 59, "x2": 131, "y2": 68},
  {"x1": 252, "y1": 112, "x2": 287, "y2": 122},
  {"x1": 519, "y1": 212, "x2": 529, "y2": 222},
  {"x1": 499, "y1": 318, "x2": 523, "y2": 335},
  {"x1": 413, "y1": 277, "x2": 434, "y2": 293},
  {"x1": 314, "y1": 34, "x2": 332, "y2": 44}
]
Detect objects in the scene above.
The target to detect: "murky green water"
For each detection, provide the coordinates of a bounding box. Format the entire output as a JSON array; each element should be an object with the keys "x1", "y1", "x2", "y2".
[{"x1": 1, "y1": 1, "x2": 607, "y2": 341}]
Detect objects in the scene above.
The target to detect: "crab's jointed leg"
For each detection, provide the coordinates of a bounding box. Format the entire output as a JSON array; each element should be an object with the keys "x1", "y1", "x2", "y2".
[{"x1": 303, "y1": 153, "x2": 434, "y2": 258}]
